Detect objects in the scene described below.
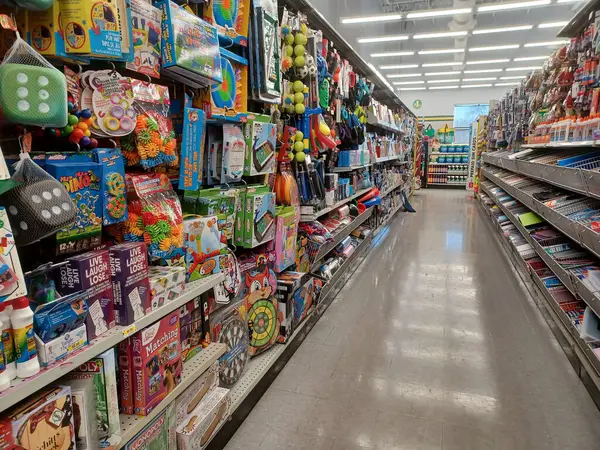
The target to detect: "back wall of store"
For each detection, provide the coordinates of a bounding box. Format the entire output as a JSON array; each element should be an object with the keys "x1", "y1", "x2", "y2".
[{"x1": 400, "y1": 88, "x2": 508, "y2": 116}]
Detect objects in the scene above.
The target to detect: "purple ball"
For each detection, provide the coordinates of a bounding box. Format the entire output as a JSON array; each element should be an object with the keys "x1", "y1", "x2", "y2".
[{"x1": 80, "y1": 136, "x2": 91, "y2": 147}]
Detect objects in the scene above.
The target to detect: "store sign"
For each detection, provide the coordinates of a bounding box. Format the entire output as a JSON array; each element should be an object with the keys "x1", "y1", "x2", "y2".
[{"x1": 413, "y1": 99, "x2": 422, "y2": 109}]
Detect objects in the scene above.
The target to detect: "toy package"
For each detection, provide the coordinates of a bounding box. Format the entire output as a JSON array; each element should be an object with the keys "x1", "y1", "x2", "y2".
[
  {"x1": 221, "y1": 124, "x2": 245, "y2": 183},
  {"x1": 35, "y1": 323, "x2": 87, "y2": 367},
  {"x1": 93, "y1": 148, "x2": 128, "y2": 226},
  {"x1": 28, "y1": 2, "x2": 71, "y2": 58},
  {"x1": 276, "y1": 272, "x2": 317, "y2": 343},
  {"x1": 244, "y1": 187, "x2": 276, "y2": 248},
  {"x1": 123, "y1": 403, "x2": 177, "y2": 450},
  {"x1": 196, "y1": 187, "x2": 241, "y2": 243},
  {"x1": 273, "y1": 206, "x2": 297, "y2": 273},
  {"x1": 243, "y1": 114, "x2": 276, "y2": 176},
  {"x1": 0, "y1": 207, "x2": 26, "y2": 303},
  {"x1": 203, "y1": 0, "x2": 249, "y2": 46},
  {"x1": 179, "y1": 107, "x2": 207, "y2": 191},
  {"x1": 118, "y1": 338, "x2": 135, "y2": 414},
  {"x1": 199, "y1": 49, "x2": 248, "y2": 122},
  {"x1": 175, "y1": 361, "x2": 219, "y2": 425},
  {"x1": 70, "y1": 382, "x2": 99, "y2": 450},
  {"x1": 58, "y1": 249, "x2": 115, "y2": 340},
  {"x1": 183, "y1": 216, "x2": 227, "y2": 282},
  {"x1": 176, "y1": 387, "x2": 230, "y2": 450},
  {"x1": 210, "y1": 300, "x2": 248, "y2": 385},
  {"x1": 109, "y1": 242, "x2": 151, "y2": 325},
  {"x1": 179, "y1": 296, "x2": 208, "y2": 363},
  {"x1": 126, "y1": 0, "x2": 162, "y2": 78},
  {"x1": 0, "y1": 386, "x2": 75, "y2": 450},
  {"x1": 45, "y1": 159, "x2": 103, "y2": 254},
  {"x1": 148, "y1": 265, "x2": 186, "y2": 311},
  {"x1": 249, "y1": 0, "x2": 281, "y2": 103},
  {"x1": 31, "y1": 290, "x2": 88, "y2": 343},
  {"x1": 131, "y1": 311, "x2": 182, "y2": 416},
  {"x1": 157, "y1": 0, "x2": 223, "y2": 87}
]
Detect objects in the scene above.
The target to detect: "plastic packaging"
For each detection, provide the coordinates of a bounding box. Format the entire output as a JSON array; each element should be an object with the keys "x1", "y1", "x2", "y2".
[
  {"x1": 0, "y1": 312, "x2": 9, "y2": 391},
  {"x1": 0, "y1": 303, "x2": 16, "y2": 380},
  {"x1": 12, "y1": 297, "x2": 40, "y2": 379}
]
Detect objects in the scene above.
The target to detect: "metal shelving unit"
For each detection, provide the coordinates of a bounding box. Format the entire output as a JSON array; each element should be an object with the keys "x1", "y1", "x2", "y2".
[
  {"x1": 300, "y1": 187, "x2": 372, "y2": 222},
  {"x1": 0, "y1": 273, "x2": 224, "y2": 413},
  {"x1": 332, "y1": 163, "x2": 372, "y2": 172}
]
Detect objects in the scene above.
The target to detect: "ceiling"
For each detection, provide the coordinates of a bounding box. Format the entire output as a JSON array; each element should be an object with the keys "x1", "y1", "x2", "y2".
[{"x1": 315, "y1": 0, "x2": 586, "y2": 93}]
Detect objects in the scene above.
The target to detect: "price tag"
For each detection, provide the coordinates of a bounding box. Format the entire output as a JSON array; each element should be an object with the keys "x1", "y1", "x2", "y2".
[{"x1": 122, "y1": 324, "x2": 137, "y2": 338}]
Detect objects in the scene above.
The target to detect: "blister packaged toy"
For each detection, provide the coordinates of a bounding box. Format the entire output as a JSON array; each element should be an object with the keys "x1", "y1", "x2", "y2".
[
  {"x1": 273, "y1": 206, "x2": 297, "y2": 273},
  {"x1": 244, "y1": 187, "x2": 276, "y2": 248},
  {"x1": 203, "y1": 0, "x2": 249, "y2": 46},
  {"x1": 183, "y1": 216, "x2": 227, "y2": 282},
  {"x1": 93, "y1": 148, "x2": 128, "y2": 226},
  {"x1": 31, "y1": 290, "x2": 88, "y2": 343},
  {"x1": 127, "y1": 0, "x2": 162, "y2": 78},
  {"x1": 206, "y1": 127, "x2": 223, "y2": 186},
  {"x1": 91, "y1": 74, "x2": 136, "y2": 138},
  {"x1": 196, "y1": 187, "x2": 241, "y2": 243},
  {"x1": 0, "y1": 207, "x2": 27, "y2": 303},
  {"x1": 243, "y1": 114, "x2": 276, "y2": 176},
  {"x1": 221, "y1": 124, "x2": 245, "y2": 183},
  {"x1": 179, "y1": 107, "x2": 207, "y2": 191},
  {"x1": 249, "y1": 0, "x2": 281, "y2": 103}
]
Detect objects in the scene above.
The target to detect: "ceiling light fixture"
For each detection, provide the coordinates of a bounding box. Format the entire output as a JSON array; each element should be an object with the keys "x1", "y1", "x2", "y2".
[
  {"x1": 557, "y1": 0, "x2": 583, "y2": 3},
  {"x1": 414, "y1": 31, "x2": 468, "y2": 39},
  {"x1": 392, "y1": 80, "x2": 426, "y2": 85},
  {"x1": 477, "y1": 0, "x2": 550, "y2": 13},
  {"x1": 406, "y1": 7, "x2": 472, "y2": 18},
  {"x1": 462, "y1": 77, "x2": 498, "y2": 81},
  {"x1": 341, "y1": 13, "x2": 402, "y2": 24},
  {"x1": 513, "y1": 56, "x2": 548, "y2": 61},
  {"x1": 495, "y1": 82, "x2": 521, "y2": 86},
  {"x1": 463, "y1": 68, "x2": 504, "y2": 73},
  {"x1": 469, "y1": 44, "x2": 520, "y2": 52},
  {"x1": 427, "y1": 79, "x2": 461, "y2": 83},
  {"x1": 424, "y1": 71, "x2": 462, "y2": 76},
  {"x1": 422, "y1": 62, "x2": 464, "y2": 67},
  {"x1": 387, "y1": 73, "x2": 423, "y2": 78},
  {"x1": 429, "y1": 85, "x2": 460, "y2": 90},
  {"x1": 371, "y1": 51, "x2": 415, "y2": 58},
  {"x1": 538, "y1": 21, "x2": 569, "y2": 28},
  {"x1": 462, "y1": 84, "x2": 493, "y2": 88},
  {"x1": 380, "y1": 64, "x2": 420, "y2": 70},
  {"x1": 367, "y1": 62, "x2": 396, "y2": 93},
  {"x1": 466, "y1": 59, "x2": 510, "y2": 65},
  {"x1": 524, "y1": 40, "x2": 569, "y2": 47},
  {"x1": 500, "y1": 75, "x2": 526, "y2": 79},
  {"x1": 418, "y1": 48, "x2": 465, "y2": 55},
  {"x1": 505, "y1": 66, "x2": 541, "y2": 71},
  {"x1": 357, "y1": 35, "x2": 409, "y2": 43},
  {"x1": 473, "y1": 25, "x2": 533, "y2": 34},
  {"x1": 398, "y1": 87, "x2": 427, "y2": 91}
]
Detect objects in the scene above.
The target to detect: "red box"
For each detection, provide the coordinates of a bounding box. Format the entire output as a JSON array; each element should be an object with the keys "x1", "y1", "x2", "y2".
[{"x1": 118, "y1": 339, "x2": 135, "y2": 414}]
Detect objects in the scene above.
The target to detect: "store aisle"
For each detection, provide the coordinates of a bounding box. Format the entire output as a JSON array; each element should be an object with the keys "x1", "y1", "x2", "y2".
[{"x1": 224, "y1": 189, "x2": 600, "y2": 450}]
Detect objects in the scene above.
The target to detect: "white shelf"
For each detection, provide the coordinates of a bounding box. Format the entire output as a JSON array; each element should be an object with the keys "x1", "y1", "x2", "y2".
[
  {"x1": 300, "y1": 187, "x2": 372, "y2": 222},
  {"x1": 523, "y1": 140, "x2": 597, "y2": 148},
  {"x1": 115, "y1": 343, "x2": 226, "y2": 449},
  {"x1": 332, "y1": 164, "x2": 372, "y2": 172},
  {"x1": 0, "y1": 273, "x2": 224, "y2": 414},
  {"x1": 375, "y1": 155, "x2": 401, "y2": 163},
  {"x1": 381, "y1": 181, "x2": 403, "y2": 198}
]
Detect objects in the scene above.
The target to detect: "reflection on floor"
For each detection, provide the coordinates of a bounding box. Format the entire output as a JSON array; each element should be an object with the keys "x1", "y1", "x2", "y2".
[{"x1": 223, "y1": 189, "x2": 600, "y2": 450}]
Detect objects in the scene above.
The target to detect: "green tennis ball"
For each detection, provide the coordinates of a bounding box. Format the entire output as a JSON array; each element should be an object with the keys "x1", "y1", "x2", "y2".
[
  {"x1": 294, "y1": 44, "x2": 305, "y2": 57},
  {"x1": 285, "y1": 45, "x2": 293, "y2": 57},
  {"x1": 285, "y1": 34, "x2": 295, "y2": 45},
  {"x1": 295, "y1": 131, "x2": 304, "y2": 141},
  {"x1": 295, "y1": 33, "x2": 307, "y2": 46},
  {"x1": 295, "y1": 151, "x2": 306, "y2": 162},
  {"x1": 284, "y1": 104, "x2": 295, "y2": 114},
  {"x1": 295, "y1": 103, "x2": 306, "y2": 114},
  {"x1": 294, "y1": 141, "x2": 305, "y2": 152},
  {"x1": 294, "y1": 92, "x2": 304, "y2": 104},
  {"x1": 293, "y1": 80, "x2": 304, "y2": 93},
  {"x1": 294, "y1": 55, "x2": 305, "y2": 67}
]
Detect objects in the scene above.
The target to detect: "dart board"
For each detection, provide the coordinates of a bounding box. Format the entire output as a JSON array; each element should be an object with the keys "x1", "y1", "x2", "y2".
[
  {"x1": 248, "y1": 298, "x2": 277, "y2": 354},
  {"x1": 216, "y1": 311, "x2": 249, "y2": 386}
]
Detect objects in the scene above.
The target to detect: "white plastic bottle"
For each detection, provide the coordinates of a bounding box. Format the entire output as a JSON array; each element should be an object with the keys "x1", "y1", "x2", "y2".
[
  {"x1": 12, "y1": 297, "x2": 39, "y2": 379},
  {"x1": 0, "y1": 303, "x2": 16, "y2": 380}
]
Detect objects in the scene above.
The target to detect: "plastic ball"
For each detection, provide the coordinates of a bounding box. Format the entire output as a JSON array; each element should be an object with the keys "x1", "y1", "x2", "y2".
[
  {"x1": 89, "y1": 138, "x2": 99, "y2": 149},
  {"x1": 80, "y1": 109, "x2": 92, "y2": 119},
  {"x1": 46, "y1": 128, "x2": 56, "y2": 137},
  {"x1": 71, "y1": 128, "x2": 84, "y2": 139},
  {"x1": 77, "y1": 122, "x2": 89, "y2": 131},
  {"x1": 294, "y1": 92, "x2": 304, "y2": 104},
  {"x1": 294, "y1": 45, "x2": 305, "y2": 57},
  {"x1": 295, "y1": 33, "x2": 307, "y2": 46},
  {"x1": 63, "y1": 125, "x2": 74, "y2": 135},
  {"x1": 83, "y1": 118, "x2": 93, "y2": 126},
  {"x1": 285, "y1": 34, "x2": 295, "y2": 45},
  {"x1": 294, "y1": 56, "x2": 305, "y2": 67},
  {"x1": 282, "y1": 25, "x2": 291, "y2": 35},
  {"x1": 284, "y1": 95, "x2": 293, "y2": 105},
  {"x1": 293, "y1": 80, "x2": 304, "y2": 93},
  {"x1": 80, "y1": 136, "x2": 91, "y2": 147},
  {"x1": 284, "y1": 104, "x2": 295, "y2": 114},
  {"x1": 285, "y1": 45, "x2": 293, "y2": 57},
  {"x1": 73, "y1": 111, "x2": 81, "y2": 118},
  {"x1": 55, "y1": 130, "x2": 61, "y2": 138},
  {"x1": 319, "y1": 122, "x2": 331, "y2": 136},
  {"x1": 282, "y1": 56, "x2": 293, "y2": 70},
  {"x1": 68, "y1": 115, "x2": 79, "y2": 126},
  {"x1": 295, "y1": 131, "x2": 304, "y2": 141},
  {"x1": 295, "y1": 151, "x2": 306, "y2": 162},
  {"x1": 83, "y1": 130, "x2": 91, "y2": 137},
  {"x1": 295, "y1": 103, "x2": 306, "y2": 114},
  {"x1": 294, "y1": 141, "x2": 304, "y2": 152},
  {"x1": 69, "y1": 134, "x2": 80, "y2": 144},
  {"x1": 67, "y1": 101, "x2": 74, "y2": 112}
]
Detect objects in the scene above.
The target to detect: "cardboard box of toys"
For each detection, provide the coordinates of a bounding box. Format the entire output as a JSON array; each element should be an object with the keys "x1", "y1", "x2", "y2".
[
  {"x1": 242, "y1": 114, "x2": 276, "y2": 176},
  {"x1": 123, "y1": 403, "x2": 177, "y2": 450},
  {"x1": 179, "y1": 295, "x2": 210, "y2": 363},
  {"x1": 0, "y1": 207, "x2": 26, "y2": 303},
  {"x1": 244, "y1": 188, "x2": 276, "y2": 248},
  {"x1": 176, "y1": 387, "x2": 230, "y2": 450},
  {"x1": 196, "y1": 188, "x2": 241, "y2": 243},
  {"x1": 70, "y1": 382, "x2": 99, "y2": 450},
  {"x1": 276, "y1": 272, "x2": 317, "y2": 343},
  {"x1": 175, "y1": 361, "x2": 219, "y2": 425},
  {"x1": 127, "y1": 0, "x2": 162, "y2": 78},
  {"x1": 273, "y1": 206, "x2": 297, "y2": 273},
  {"x1": 183, "y1": 216, "x2": 227, "y2": 282},
  {"x1": 35, "y1": 323, "x2": 88, "y2": 367},
  {"x1": 148, "y1": 265, "x2": 186, "y2": 311},
  {"x1": 0, "y1": 386, "x2": 75, "y2": 450},
  {"x1": 118, "y1": 338, "x2": 135, "y2": 414},
  {"x1": 203, "y1": 0, "x2": 249, "y2": 46}
]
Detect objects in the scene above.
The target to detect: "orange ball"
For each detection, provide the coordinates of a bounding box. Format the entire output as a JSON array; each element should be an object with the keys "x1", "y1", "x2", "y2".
[
  {"x1": 77, "y1": 122, "x2": 89, "y2": 131},
  {"x1": 83, "y1": 118, "x2": 93, "y2": 126}
]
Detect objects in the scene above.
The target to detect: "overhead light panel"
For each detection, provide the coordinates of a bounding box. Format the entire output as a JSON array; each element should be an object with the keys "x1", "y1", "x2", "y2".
[
  {"x1": 538, "y1": 21, "x2": 569, "y2": 28},
  {"x1": 500, "y1": 75, "x2": 526, "y2": 79},
  {"x1": 357, "y1": 35, "x2": 409, "y2": 44},
  {"x1": 495, "y1": 82, "x2": 521, "y2": 86},
  {"x1": 398, "y1": 87, "x2": 427, "y2": 91},
  {"x1": 462, "y1": 77, "x2": 497, "y2": 81},
  {"x1": 422, "y1": 62, "x2": 464, "y2": 67},
  {"x1": 477, "y1": 0, "x2": 550, "y2": 13},
  {"x1": 506, "y1": 66, "x2": 540, "y2": 71},
  {"x1": 429, "y1": 85, "x2": 460, "y2": 90},
  {"x1": 387, "y1": 73, "x2": 422, "y2": 78},
  {"x1": 341, "y1": 13, "x2": 402, "y2": 24},
  {"x1": 406, "y1": 7, "x2": 472, "y2": 18},
  {"x1": 557, "y1": 0, "x2": 583, "y2": 3},
  {"x1": 524, "y1": 40, "x2": 569, "y2": 47},
  {"x1": 424, "y1": 71, "x2": 462, "y2": 76},
  {"x1": 464, "y1": 68, "x2": 504, "y2": 73},
  {"x1": 427, "y1": 79, "x2": 461, "y2": 83},
  {"x1": 380, "y1": 64, "x2": 419, "y2": 70},
  {"x1": 473, "y1": 25, "x2": 533, "y2": 34},
  {"x1": 466, "y1": 59, "x2": 510, "y2": 65},
  {"x1": 367, "y1": 62, "x2": 395, "y2": 93},
  {"x1": 513, "y1": 56, "x2": 547, "y2": 61},
  {"x1": 462, "y1": 84, "x2": 493, "y2": 88},
  {"x1": 392, "y1": 80, "x2": 426, "y2": 85},
  {"x1": 469, "y1": 44, "x2": 520, "y2": 52},
  {"x1": 418, "y1": 48, "x2": 465, "y2": 55},
  {"x1": 371, "y1": 51, "x2": 415, "y2": 58},
  {"x1": 414, "y1": 31, "x2": 468, "y2": 39}
]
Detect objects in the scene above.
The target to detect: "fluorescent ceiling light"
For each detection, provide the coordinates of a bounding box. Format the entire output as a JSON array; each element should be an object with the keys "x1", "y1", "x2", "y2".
[
  {"x1": 357, "y1": 35, "x2": 409, "y2": 43},
  {"x1": 427, "y1": 79, "x2": 461, "y2": 83},
  {"x1": 466, "y1": 59, "x2": 510, "y2": 65},
  {"x1": 462, "y1": 84, "x2": 493, "y2": 88},
  {"x1": 477, "y1": 0, "x2": 550, "y2": 13},
  {"x1": 392, "y1": 80, "x2": 426, "y2": 85},
  {"x1": 469, "y1": 44, "x2": 520, "y2": 52},
  {"x1": 398, "y1": 87, "x2": 427, "y2": 91},
  {"x1": 464, "y1": 68, "x2": 503, "y2": 73},
  {"x1": 341, "y1": 13, "x2": 402, "y2": 24},
  {"x1": 387, "y1": 73, "x2": 422, "y2": 78},
  {"x1": 473, "y1": 25, "x2": 533, "y2": 34},
  {"x1": 513, "y1": 55, "x2": 547, "y2": 61},
  {"x1": 462, "y1": 77, "x2": 497, "y2": 81},
  {"x1": 414, "y1": 31, "x2": 468, "y2": 39},
  {"x1": 380, "y1": 64, "x2": 419, "y2": 70},
  {"x1": 406, "y1": 7, "x2": 472, "y2": 18},
  {"x1": 367, "y1": 62, "x2": 396, "y2": 92},
  {"x1": 495, "y1": 82, "x2": 521, "y2": 86},
  {"x1": 422, "y1": 62, "x2": 464, "y2": 67},
  {"x1": 557, "y1": 0, "x2": 583, "y2": 3},
  {"x1": 538, "y1": 21, "x2": 568, "y2": 28},
  {"x1": 424, "y1": 71, "x2": 462, "y2": 76},
  {"x1": 429, "y1": 85, "x2": 459, "y2": 90},
  {"x1": 500, "y1": 75, "x2": 526, "y2": 79},
  {"x1": 371, "y1": 51, "x2": 415, "y2": 58},
  {"x1": 418, "y1": 48, "x2": 465, "y2": 55},
  {"x1": 506, "y1": 66, "x2": 540, "y2": 71},
  {"x1": 524, "y1": 40, "x2": 569, "y2": 47}
]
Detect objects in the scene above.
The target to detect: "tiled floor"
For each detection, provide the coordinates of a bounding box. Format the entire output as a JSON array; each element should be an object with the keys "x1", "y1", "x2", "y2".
[{"x1": 223, "y1": 189, "x2": 600, "y2": 450}]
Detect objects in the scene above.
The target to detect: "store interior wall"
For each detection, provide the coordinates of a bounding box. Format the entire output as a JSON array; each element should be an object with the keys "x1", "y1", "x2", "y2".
[{"x1": 398, "y1": 88, "x2": 507, "y2": 117}]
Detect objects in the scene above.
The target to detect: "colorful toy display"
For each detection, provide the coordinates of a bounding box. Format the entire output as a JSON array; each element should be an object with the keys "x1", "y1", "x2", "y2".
[
  {"x1": 93, "y1": 148, "x2": 128, "y2": 226},
  {"x1": 183, "y1": 216, "x2": 227, "y2": 282},
  {"x1": 127, "y1": 0, "x2": 162, "y2": 78},
  {"x1": 243, "y1": 114, "x2": 276, "y2": 176},
  {"x1": 244, "y1": 188, "x2": 276, "y2": 248},
  {"x1": 203, "y1": 0, "x2": 249, "y2": 46},
  {"x1": 148, "y1": 265, "x2": 186, "y2": 311},
  {"x1": 273, "y1": 206, "x2": 297, "y2": 273},
  {"x1": 221, "y1": 124, "x2": 245, "y2": 183},
  {"x1": 249, "y1": 0, "x2": 281, "y2": 103},
  {"x1": 179, "y1": 107, "x2": 207, "y2": 191}
]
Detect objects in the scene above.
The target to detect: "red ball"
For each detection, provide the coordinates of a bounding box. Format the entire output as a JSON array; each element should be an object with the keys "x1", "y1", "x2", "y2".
[
  {"x1": 71, "y1": 128, "x2": 84, "y2": 139},
  {"x1": 69, "y1": 134, "x2": 81, "y2": 144}
]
